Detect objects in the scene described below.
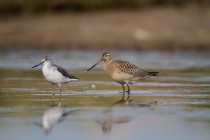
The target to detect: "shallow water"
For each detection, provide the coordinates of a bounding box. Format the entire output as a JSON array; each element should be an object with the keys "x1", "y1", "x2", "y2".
[{"x1": 0, "y1": 50, "x2": 210, "y2": 140}]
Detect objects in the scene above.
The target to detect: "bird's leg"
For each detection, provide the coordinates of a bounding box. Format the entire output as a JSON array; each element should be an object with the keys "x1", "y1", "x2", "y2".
[
  {"x1": 58, "y1": 84, "x2": 62, "y2": 102},
  {"x1": 52, "y1": 84, "x2": 55, "y2": 104},
  {"x1": 126, "y1": 84, "x2": 130, "y2": 93},
  {"x1": 121, "y1": 84, "x2": 126, "y2": 100},
  {"x1": 126, "y1": 84, "x2": 130, "y2": 100}
]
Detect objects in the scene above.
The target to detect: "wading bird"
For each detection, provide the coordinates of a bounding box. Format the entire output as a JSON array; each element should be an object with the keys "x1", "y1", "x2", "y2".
[
  {"x1": 32, "y1": 56, "x2": 79, "y2": 100},
  {"x1": 87, "y1": 52, "x2": 158, "y2": 100}
]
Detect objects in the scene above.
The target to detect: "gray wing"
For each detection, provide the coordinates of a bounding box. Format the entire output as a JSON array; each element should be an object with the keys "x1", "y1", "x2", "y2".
[
  {"x1": 115, "y1": 60, "x2": 150, "y2": 77},
  {"x1": 54, "y1": 64, "x2": 79, "y2": 80}
]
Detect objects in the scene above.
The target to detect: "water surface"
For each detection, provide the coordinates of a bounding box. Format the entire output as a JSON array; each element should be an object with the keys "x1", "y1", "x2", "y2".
[{"x1": 0, "y1": 50, "x2": 210, "y2": 140}]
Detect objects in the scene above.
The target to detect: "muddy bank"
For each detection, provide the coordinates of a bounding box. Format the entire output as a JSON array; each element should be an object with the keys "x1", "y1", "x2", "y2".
[{"x1": 0, "y1": 6, "x2": 210, "y2": 51}]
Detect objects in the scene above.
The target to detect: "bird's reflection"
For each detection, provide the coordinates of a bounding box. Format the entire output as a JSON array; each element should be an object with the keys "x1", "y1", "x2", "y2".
[
  {"x1": 111, "y1": 98, "x2": 157, "y2": 107},
  {"x1": 96, "y1": 110, "x2": 130, "y2": 134},
  {"x1": 96, "y1": 98, "x2": 157, "y2": 134},
  {"x1": 35, "y1": 101, "x2": 78, "y2": 134}
]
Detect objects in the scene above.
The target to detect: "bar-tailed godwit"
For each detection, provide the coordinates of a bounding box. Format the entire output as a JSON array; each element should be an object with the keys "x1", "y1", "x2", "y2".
[{"x1": 87, "y1": 52, "x2": 158, "y2": 99}]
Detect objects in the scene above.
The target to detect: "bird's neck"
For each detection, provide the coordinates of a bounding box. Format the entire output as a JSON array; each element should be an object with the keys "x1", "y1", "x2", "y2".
[
  {"x1": 43, "y1": 62, "x2": 53, "y2": 71},
  {"x1": 103, "y1": 59, "x2": 113, "y2": 71},
  {"x1": 45, "y1": 61, "x2": 53, "y2": 66},
  {"x1": 105, "y1": 58, "x2": 112, "y2": 65}
]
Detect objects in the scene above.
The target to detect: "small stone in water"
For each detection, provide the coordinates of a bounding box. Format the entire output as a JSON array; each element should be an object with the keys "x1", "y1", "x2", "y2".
[{"x1": 91, "y1": 84, "x2": 96, "y2": 89}]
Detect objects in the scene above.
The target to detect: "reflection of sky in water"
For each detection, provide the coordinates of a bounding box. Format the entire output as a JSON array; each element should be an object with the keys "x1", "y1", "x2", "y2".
[
  {"x1": 0, "y1": 50, "x2": 210, "y2": 69},
  {"x1": 1, "y1": 106, "x2": 210, "y2": 140}
]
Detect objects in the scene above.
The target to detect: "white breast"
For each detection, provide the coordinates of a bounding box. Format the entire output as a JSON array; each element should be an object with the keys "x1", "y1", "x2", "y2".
[{"x1": 42, "y1": 64, "x2": 68, "y2": 84}]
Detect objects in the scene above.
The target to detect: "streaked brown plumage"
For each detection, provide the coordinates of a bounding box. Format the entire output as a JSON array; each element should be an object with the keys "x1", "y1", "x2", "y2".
[{"x1": 87, "y1": 52, "x2": 159, "y2": 100}]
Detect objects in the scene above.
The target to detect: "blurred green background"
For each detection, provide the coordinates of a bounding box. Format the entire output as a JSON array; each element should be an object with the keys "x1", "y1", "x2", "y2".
[{"x1": 0, "y1": 0, "x2": 210, "y2": 51}]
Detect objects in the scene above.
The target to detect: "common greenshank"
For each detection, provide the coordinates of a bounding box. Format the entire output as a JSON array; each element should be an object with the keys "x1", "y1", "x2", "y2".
[{"x1": 32, "y1": 56, "x2": 79, "y2": 100}]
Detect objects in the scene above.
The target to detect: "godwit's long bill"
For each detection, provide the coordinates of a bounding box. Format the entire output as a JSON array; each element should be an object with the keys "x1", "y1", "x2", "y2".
[
  {"x1": 87, "y1": 52, "x2": 159, "y2": 100},
  {"x1": 32, "y1": 56, "x2": 79, "y2": 100}
]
